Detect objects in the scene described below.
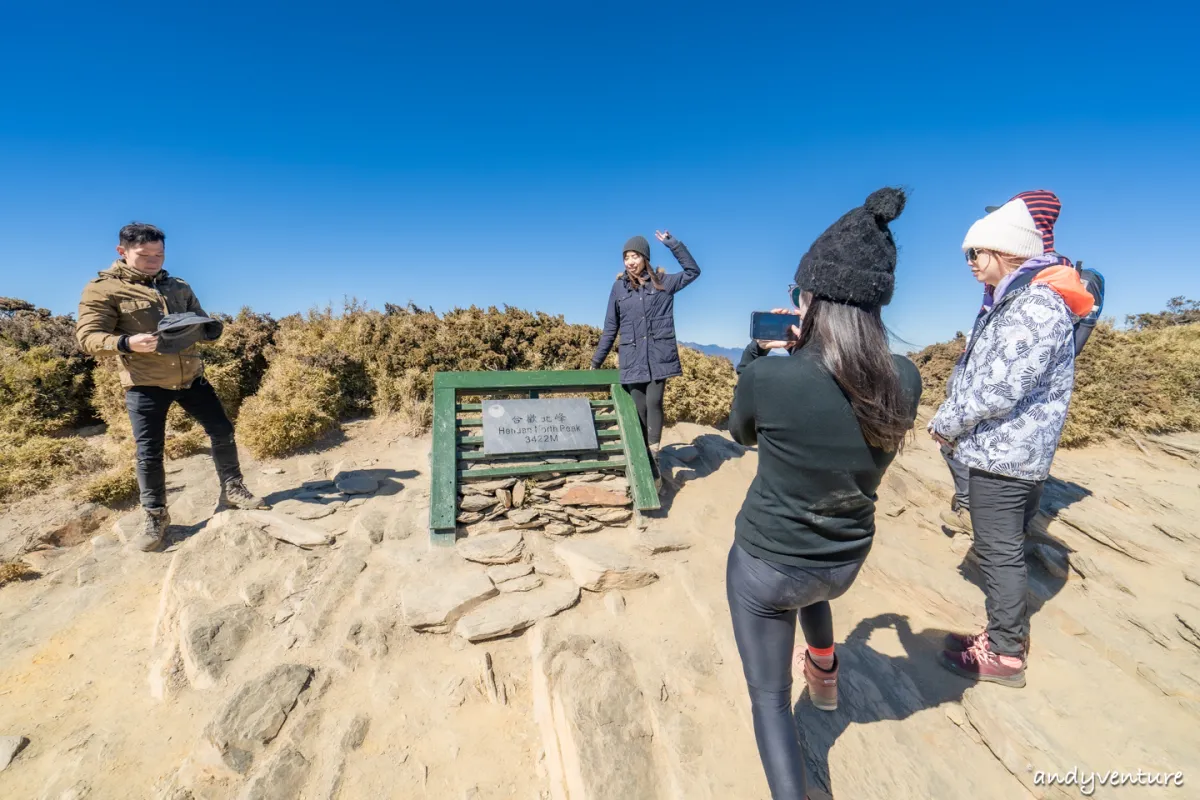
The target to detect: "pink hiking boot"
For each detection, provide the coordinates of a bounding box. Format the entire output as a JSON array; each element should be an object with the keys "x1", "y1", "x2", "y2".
[
  {"x1": 939, "y1": 634, "x2": 1026, "y2": 688},
  {"x1": 803, "y1": 651, "x2": 839, "y2": 711}
]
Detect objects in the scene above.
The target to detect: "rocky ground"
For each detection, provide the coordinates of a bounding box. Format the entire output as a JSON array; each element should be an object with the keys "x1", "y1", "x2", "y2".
[{"x1": 1, "y1": 415, "x2": 1199, "y2": 799}]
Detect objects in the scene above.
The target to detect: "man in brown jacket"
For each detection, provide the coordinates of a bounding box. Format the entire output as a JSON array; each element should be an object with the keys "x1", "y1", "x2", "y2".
[{"x1": 76, "y1": 223, "x2": 267, "y2": 551}]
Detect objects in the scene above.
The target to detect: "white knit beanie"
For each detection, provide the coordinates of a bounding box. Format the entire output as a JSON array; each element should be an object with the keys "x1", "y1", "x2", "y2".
[{"x1": 961, "y1": 198, "x2": 1045, "y2": 259}]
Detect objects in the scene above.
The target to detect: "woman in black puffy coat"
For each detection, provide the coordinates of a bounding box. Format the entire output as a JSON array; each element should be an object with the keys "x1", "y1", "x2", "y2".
[{"x1": 591, "y1": 230, "x2": 702, "y2": 480}]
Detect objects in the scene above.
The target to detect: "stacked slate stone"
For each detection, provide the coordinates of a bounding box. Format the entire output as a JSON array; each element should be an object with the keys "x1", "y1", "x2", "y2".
[{"x1": 456, "y1": 473, "x2": 633, "y2": 537}]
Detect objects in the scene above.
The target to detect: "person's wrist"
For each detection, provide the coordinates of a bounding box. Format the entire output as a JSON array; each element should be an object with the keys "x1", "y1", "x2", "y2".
[{"x1": 117, "y1": 335, "x2": 131, "y2": 353}]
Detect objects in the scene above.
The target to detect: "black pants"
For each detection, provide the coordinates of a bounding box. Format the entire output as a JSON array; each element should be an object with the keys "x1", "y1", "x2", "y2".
[
  {"x1": 125, "y1": 378, "x2": 242, "y2": 509},
  {"x1": 623, "y1": 379, "x2": 665, "y2": 478},
  {"x1": 968, "y1": 468, "x2": 1044, "y2": 657},
  {"x1": 726, "y1": 542, "x2": 863, "y2": 800}
]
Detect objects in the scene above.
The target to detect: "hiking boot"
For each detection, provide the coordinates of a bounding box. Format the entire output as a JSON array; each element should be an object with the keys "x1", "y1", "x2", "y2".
[
  {"x1": 940, "y1": 508, "x2": 973, "y2": 534},
  {"x1": 944, "y1": 629, "x2": 987, "y2": 652},
  {"x1": 939, "y1": 634, "x2": 1026, "y2": 688},
  {"x1": 803, "y1": 651, "x2": 839, "y2": 711},
  {"x1": 946, "y1": 629, "x2": 1030, "y2": 657},
  {"x1": 127, "y1": 507, "x2": 170, "y2": 552},
  {"x1": 222, "y1": 478, "x2": 269, "y2": 510}
]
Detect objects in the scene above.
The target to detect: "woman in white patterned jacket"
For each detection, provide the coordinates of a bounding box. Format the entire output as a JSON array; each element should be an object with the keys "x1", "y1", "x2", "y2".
[{"x1": 928, "y1": 198, "x2": 1094, "y2": 689}]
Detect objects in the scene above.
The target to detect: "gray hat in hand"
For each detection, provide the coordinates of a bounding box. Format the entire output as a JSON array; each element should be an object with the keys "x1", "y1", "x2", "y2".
[{"x1": 154, "y1": 312, "x2": 224, "y2": 354}]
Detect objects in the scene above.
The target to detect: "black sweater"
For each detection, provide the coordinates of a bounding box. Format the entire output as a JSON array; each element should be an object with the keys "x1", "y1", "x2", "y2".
[{"x1": 728, "y1": 342, "x2": 923, "y2": 567}]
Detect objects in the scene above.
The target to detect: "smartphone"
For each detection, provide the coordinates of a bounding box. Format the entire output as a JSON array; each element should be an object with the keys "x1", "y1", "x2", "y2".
[{"x1": 750, "y1": 311, "x2": 799, "y2": 342}]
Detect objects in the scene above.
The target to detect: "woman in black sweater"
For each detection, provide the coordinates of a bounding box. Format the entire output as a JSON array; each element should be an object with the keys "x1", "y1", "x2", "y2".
[{"x1": 726, "y1": 188, "x2": 923, "y2": 800}]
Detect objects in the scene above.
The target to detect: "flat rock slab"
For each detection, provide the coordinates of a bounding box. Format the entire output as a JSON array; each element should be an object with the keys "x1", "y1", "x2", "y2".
[
  {"x1": 0, "y1": 735, "x2": 29, "y2": 771},
  {"x1": 456, "y1": 530, "x2": 525, "y2": 565},
  {"x1": 460, "y1": 494, "x2": 500, "y2": 512},
  {"x1": 181, "y1": 604, "x2": 259, "y2": 689},
  {"x1": 402, "y1": 571, "x2": 498, "y2": 632},
  {"x1": 272, "y1": 499, "x2": 341, "y2": 520},
  {"x1": 637, "y1": 530, "x2": 692, "y2": 554},
  {"x1": 488, "y1": 563, "x2": 534, "y2": 583},
  {"x1": 506, "y1": 508, "x2": 540, "y2": 525},
  {"x1": 351, "y1": 509, "x2": 387, "y2": 544},
  {"x1": 336, "y1": 475, "x2": 379, "y2": 495},
  {"x1": 581, "y1": 508, "x2": 632, "y2": 525},
  {"x1": 205, "y1": 664, "x2": 313, "y2": 774},
  {"x1": 531, "y1": 630, "x2": 661, "y2": 799},
  {"x1": 544, "y1": 523, "x2": 575, "y2": 537},
  {"x1": 236, "y1": 510, "x2": 333, "y2": 548},
  {"x1": 555, "y1": 540, "x2": 658, "y2": 592},
  {"x1": 497, "y1": 574, "x2": 543, "y2": 593},
  {"x1": 553, "y1": 486, "x2": 631, "y2": 507},
  {"x1": 461, "y1": 478, "x2": 518, "y2": 495},
  {"x1": 240, "y1": 746, "x2": 310, "y2": 800},
  {"x1": 454, "y1": 579, "x2": 580, "y2": 642}
]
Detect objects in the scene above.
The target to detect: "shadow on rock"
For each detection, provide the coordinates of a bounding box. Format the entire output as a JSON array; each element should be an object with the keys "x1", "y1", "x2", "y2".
[
  {"x1": 652, "y1": 434, "x2": 748, "y2": 515},
  {"x1": 796, "y1": 613, "x2": 973, "y2": 797},
  {"x1": 261, "y1": 468, "x2": 419, "y2": 506}
]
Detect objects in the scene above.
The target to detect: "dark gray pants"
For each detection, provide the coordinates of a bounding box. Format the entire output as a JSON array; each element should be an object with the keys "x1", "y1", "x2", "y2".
[
  {"x1": 726, "y1": 542, "x2": 863, "y2": 800},
  {"x1": 941, "y1": 446, "x2": 971, "y2": 511},
  {"x1": 125, "y1": 379, "x2": 242, "y2": 509},
  {"x1": 968, "y1": 468, "x2": 1044, "y2": 657}
]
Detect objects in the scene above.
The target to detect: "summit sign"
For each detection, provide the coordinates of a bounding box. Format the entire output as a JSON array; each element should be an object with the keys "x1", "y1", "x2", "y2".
[{"x1": 481, "y1": 398, "x2": 599, "y2": 455}]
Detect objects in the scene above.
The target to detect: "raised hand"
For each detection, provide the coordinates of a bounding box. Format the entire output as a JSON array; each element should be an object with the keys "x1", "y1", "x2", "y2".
[{"x1": 655, "y1": 230, "x2": 673, "y2": 243}]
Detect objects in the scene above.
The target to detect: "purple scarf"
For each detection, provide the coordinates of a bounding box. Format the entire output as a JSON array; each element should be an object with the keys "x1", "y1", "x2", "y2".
[{"x1": 981, "y1": 254, "x2": 1067, "y2": 310}]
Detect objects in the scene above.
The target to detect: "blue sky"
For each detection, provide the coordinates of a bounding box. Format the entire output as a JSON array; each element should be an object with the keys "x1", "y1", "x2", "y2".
[{"x1": 2, "y1": 1, "x2": 1196, "y2": 351}]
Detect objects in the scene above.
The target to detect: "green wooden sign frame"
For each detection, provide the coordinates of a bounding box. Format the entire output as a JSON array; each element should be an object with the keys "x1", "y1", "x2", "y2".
[{"x1": 429, "y1": 369, "x2": 660, "y2": 546}]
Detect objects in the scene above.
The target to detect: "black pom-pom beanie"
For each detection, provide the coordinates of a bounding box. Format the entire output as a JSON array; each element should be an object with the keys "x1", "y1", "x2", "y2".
[{"x1": 794, "y1": 187, "x2": 907, "y2": 309}]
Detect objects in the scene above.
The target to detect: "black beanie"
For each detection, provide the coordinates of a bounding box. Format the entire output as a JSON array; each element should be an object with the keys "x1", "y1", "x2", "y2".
[
  {"x1": 623, "y1": 235, "x2": 651, "y2": 262},
  {"x1": 794, "y1": 187, "x2": 907, "y2": 308}
]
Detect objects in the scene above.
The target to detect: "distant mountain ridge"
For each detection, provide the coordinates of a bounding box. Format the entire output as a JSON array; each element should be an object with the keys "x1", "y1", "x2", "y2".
[{"x1": 681, "y1": 342, "x2": 744, "y2": 364}]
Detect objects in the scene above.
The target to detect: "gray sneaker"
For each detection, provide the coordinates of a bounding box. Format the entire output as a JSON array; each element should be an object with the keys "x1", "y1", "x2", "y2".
[
  {"x1": 222, "y1": 478, "x2": 269, "y2": 510},
  {"x1": 128, "y1": 507, "x2": 170, "y2": 552}
]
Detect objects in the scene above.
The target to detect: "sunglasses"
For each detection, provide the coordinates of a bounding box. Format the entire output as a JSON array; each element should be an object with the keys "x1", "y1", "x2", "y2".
[
  {"x1": 966, "y1": 247, "x2": 980, "y2": 263},
  {"x1": 788, "y1": 283, "x2": 802, "y2": 307}
]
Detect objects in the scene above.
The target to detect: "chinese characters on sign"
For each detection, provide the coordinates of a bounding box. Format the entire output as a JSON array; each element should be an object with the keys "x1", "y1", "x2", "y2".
[{"x1": 482, "y1": 398, "x2": 599, "y2": 455}]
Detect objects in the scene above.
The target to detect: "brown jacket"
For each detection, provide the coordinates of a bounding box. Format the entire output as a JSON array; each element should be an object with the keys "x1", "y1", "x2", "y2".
[{"x1": 76, "y1": 261, "x2": 211, "y2": 390}]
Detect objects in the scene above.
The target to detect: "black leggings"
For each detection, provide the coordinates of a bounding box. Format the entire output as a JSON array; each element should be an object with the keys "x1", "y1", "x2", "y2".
[
  {"x1": 726, "y1": 542, "x2": 862, "y2": 799},
  {"x1": 623, "y1": 379, "x2": 665, "y2": 447}
]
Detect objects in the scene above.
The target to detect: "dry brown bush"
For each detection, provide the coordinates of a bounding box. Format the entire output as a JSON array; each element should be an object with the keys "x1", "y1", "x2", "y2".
[
  {"x1": 0, "y1": 432, "x2": 105, "y2": 501},
  {"x1": 0, "y1": 559, "x2": 35, "y2": 587},
  {"x1": 909, "y1": 334, "x2": 966, "y2": 410},
  {"x1": 235, "y1": 302, "x2": 734, "y2": 457},
  {"x1": 914, "y1": 317, "x2": 1200, "y2": 448},
  {"x1": 237, "y1": 361, "x2": 344, "y2": 458},
  {"x1": 665, "y1": 346, "x2": 736, "y2": 426},
  {"x1": 79, "y1": 464, "x2": 139, "y2": 506}
]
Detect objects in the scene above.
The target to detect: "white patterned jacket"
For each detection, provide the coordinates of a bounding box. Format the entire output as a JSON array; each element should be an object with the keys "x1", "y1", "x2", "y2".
[{"x1": 931, "y1": 279, "x2": 1077, "y2": 482}]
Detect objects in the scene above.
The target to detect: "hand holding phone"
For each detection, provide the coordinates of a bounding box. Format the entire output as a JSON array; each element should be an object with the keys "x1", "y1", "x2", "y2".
[{"x1": 751, "y1": 309, "x2": 802, "y2": 351}]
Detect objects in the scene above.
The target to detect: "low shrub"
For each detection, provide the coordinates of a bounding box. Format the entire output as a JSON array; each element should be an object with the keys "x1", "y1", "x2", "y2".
[{"x1": 0, "y1": 432, "x2": 104, "y2": 501}]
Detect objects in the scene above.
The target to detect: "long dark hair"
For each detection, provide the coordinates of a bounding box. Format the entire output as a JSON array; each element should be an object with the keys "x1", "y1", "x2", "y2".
[
  {"x1": 618, "y1": 257, "x2": 666, "y2": 291},
  {"x1": 796, "y1": 297, "x2": 911, "y2": 452}
]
